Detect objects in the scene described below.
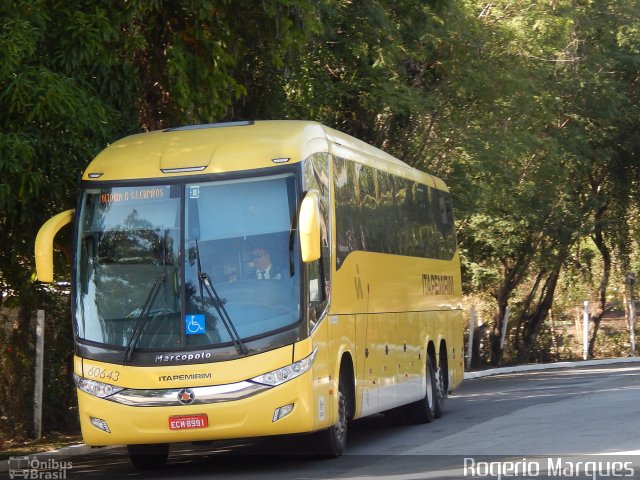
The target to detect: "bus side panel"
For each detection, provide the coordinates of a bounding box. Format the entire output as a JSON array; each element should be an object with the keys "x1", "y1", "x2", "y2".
[
  {"x1": 360, "y1": 312, "x2": 398, "y2": 415},
  {"x1": 356, "y1": 308, "x2": 464, "y2": 418},
  {"x1": 354, "y1": 313, "x2": 369, "y2": 419},
  {"x1": 445, "y1": 309, "x2": 465, "y2": 391},
  {"x1": 308, "y1": 317, "x2": 334, "y2": 432},
  {"x1": 396, "y1": 311, "x2": 426, "y2": 406}
]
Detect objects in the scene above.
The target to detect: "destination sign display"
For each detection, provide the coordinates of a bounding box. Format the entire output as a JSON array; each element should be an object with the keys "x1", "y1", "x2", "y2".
[{"x1": 99, "y1": 186, "x2": 170, "y2": 204}]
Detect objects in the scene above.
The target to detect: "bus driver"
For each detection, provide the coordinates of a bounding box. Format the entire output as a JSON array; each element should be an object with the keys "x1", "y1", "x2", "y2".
[{"x1": 251, "y1": 247, "x2": 282, "y2": 280}]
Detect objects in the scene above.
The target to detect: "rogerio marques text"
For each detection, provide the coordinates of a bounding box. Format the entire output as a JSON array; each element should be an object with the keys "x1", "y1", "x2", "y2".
[{"x1": 463, "y1": 457, "x2": 635, "y2": 480}]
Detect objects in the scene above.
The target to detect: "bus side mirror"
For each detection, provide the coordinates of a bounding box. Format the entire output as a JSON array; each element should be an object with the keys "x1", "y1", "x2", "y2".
[
  {"x1": 35, "y1": 209, "x2": 75, "y2": 282},
  {"x1": 299, "y1": 192, "x2": 321, "y2": 263}
]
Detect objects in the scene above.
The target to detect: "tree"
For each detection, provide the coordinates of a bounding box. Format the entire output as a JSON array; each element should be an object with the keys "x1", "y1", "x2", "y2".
[{"x1": 0, "y1": 0, "x2": 317, "y2": 438}]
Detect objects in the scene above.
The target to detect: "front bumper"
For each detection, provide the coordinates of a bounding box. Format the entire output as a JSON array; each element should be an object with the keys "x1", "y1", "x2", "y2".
[{"x1": 78, "y1": 372, "x2": 318, "y2": 446}]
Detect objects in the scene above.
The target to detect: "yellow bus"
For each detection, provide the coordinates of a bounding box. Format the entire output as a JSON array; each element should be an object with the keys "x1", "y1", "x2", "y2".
[{"x1": 35, "y1": 120, "x2": 463, "y2": 468}]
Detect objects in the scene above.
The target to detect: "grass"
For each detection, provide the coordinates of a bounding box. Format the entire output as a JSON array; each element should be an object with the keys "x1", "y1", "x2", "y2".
[{"x1": 0, "y1": 433, "x2": 83, "y2": 461}]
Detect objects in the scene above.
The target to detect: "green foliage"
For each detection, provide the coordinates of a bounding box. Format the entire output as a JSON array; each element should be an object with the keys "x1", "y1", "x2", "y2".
[
  {"x1": 1, "y1": 0, "x2": 640, "y2": 438},
  {"x1": 0, "y1": 291, "x2": 75, "y2": 438},
  {"x1": 0, "y1": 0, "x2": 317, "y2": 439},
  {"x1": 441, "y1": 0, "x2": 640, "y2": 363}
]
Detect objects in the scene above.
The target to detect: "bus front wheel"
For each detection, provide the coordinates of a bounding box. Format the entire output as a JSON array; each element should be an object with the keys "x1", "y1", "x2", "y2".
[
  {"x1": 408, "y1": 356, "x2": 438, "y2": 424},
  {"x1": 127, "y1": 443, "x2": 169, "y2": 469},
  {"x1": 314, "y1": 374, "x2": 348, "y2": 457}
]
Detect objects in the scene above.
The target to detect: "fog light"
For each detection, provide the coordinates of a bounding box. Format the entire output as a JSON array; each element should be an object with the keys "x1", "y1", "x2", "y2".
[
  {"x1": 272, "y1": 404, "x2": 294, "y2": 422},
  {"x1": 90, "y1": 416, "x2": 111, "y2": 433}
]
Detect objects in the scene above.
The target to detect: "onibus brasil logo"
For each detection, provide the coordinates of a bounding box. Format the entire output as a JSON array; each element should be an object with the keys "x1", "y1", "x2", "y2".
[{"x1": 9, "y1": 456, "x2": 72, "y2": 479}]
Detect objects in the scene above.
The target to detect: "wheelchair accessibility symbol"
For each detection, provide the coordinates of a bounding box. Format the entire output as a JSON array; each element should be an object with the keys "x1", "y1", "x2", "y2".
[{"x1": 185, "y1": 314, "x2": 206, "y2": 335}]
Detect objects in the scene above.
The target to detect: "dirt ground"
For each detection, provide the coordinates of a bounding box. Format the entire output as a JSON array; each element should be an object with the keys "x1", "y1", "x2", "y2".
[{"x1": 551, "y1": 309, "x2": 637, "y2": 359}]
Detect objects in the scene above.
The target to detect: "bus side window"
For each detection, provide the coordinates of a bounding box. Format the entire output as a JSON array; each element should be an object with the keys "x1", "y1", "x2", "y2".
[{"x1": 303, "y1": 153, "x2": 331, "y2": 324}]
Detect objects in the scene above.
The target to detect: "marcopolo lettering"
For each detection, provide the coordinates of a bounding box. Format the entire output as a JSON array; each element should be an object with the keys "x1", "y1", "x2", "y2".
[{"x1": 155, "y1": 352, "x2": 213, "y2": 363}]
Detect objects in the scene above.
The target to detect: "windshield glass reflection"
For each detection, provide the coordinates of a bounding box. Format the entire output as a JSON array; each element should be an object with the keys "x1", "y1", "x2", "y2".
[
  {"x1": 184, "y1": 174, "x2": 301, "y2": 347},
  {"x1": 74, "y1": 174, "x2": 301, "y2": 353},
  {"x1": 75, "y1": 185, "x2": 181, "y2": 348}
]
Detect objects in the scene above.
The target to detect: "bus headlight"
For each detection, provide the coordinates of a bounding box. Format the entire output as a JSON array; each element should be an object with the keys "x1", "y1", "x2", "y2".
[
  {"x1": 251, "y1": 347, "x2": 318, "y2": 387},
  {"x1": 73, "y1": 373, "x2": 124, "y2": 398}
]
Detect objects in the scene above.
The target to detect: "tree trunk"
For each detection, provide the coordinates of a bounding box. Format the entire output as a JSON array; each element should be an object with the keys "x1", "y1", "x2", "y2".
[
  {"x1": 490, "y1": 253, "x2": 534, "y2": 365},
  {"x1": 490, "y1": 289, "x2": 509, "y2": 366},
  {"x1": 515, "y1": 258, "x2": 563, "y2": 363},
  {"x1": 588, "y1": 214, "x2": 611, "y2": 358},
  {"x1": 514, "y1": 270, "x2": 545, "y2": 352}
]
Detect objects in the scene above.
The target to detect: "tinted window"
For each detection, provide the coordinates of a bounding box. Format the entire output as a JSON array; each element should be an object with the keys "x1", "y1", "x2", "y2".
[{"x1": 334, "y1": 156, "x2": 457, "y2": 268}]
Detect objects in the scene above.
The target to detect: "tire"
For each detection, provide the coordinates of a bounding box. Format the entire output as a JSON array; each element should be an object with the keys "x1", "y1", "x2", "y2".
[
  {"x1": 127, "y1": 443, "x2": 170, "y2": 469},
  {"x1": 408, "y1": 356, "x2": 437, "y2": 424},
  {"x1": 314, "y1": 374, "x2": 349, "y2": 457}
]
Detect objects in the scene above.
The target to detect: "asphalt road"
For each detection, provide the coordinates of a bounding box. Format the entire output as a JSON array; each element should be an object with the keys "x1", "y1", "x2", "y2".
[{"x1": 4, "y1": 362, "x2": 640, "y2": 479}]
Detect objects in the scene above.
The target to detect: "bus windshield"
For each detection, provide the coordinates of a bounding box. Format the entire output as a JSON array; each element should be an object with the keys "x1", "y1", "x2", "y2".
[{"x1": 75, "y1": 174, "x2": 301, "y2": 354}]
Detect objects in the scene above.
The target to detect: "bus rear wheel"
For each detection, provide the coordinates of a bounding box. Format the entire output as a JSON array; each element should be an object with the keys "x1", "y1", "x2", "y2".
[
  {"x1": 434, "y1": 363, "x2": 446, "y2": 418},
  {"x1": 127, "y1": 443, "x2": 169, "y2": 469},
  {"x1": 408, "y1": 356, "x2": 437, "y2": 424},
  {"x1": 314, "y1": 374, "x2": 348, "y2": 457}
]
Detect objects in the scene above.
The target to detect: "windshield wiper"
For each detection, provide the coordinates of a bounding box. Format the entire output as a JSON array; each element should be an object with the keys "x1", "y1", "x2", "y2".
[
  {"x1": 195, "y1": 240, "x2": 248, "y2": 355},
  {"x1": 122, "y1": 274, "x2": 166, "y2": 365}
]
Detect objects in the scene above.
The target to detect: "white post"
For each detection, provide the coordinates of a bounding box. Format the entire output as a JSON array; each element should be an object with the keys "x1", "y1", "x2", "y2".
[
  {"x1": 466, "y1": 305, "x2": 476, "y2": 371},
  {"x1": 582, "y1": 301, "x2": 589, "y2": 360},
  {"x1": 34, "y1": 310, "x2": 45, "y2": 439},
  {"x1": 630, "y1": 303, "x2": 636, "y2": 357},
  {"x1": 627, "y1": 273, "x2": 636, "y2": 357}
]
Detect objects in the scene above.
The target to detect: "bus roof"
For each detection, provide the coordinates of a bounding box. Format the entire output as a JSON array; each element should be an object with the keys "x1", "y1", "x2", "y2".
[{"x1": 83, "y1": 120, "x2": 446, "y2": 189}]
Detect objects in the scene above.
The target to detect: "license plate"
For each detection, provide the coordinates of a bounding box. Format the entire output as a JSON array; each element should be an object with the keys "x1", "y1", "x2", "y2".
[{"x1": 168, "y1": 414, "x2": 208, "y2": 430}]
